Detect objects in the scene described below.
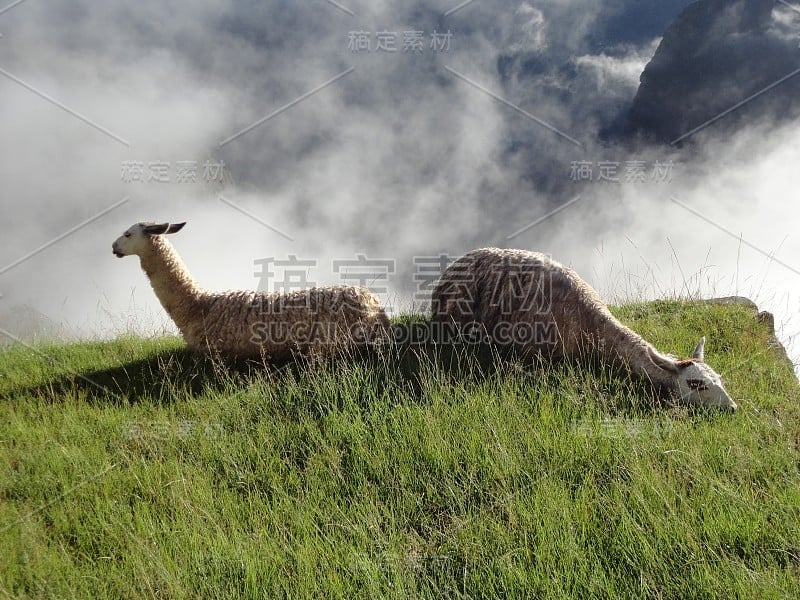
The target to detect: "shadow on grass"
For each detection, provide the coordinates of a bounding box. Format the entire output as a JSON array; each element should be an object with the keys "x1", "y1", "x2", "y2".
[
  {"x1": 4, "y1": 318, "x2": 677, "y2": 415},
  {"x1": 2, "y1": 347, "x2": 275, "y2": 405},
  {"x1": 3, "y1": 321, "x2": 499, "y2": 405}
]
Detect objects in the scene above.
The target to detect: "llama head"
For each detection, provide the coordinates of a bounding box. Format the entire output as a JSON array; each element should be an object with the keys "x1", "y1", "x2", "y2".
[
  {"x1": 648, "y1": 337, "x2": 737, "y2": 411},
  {"x1": 112, "y1": 221, "x2": 186, "y2": 258}
]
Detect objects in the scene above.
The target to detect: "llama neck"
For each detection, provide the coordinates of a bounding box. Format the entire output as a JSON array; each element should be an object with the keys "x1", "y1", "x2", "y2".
[
  {"x1": 599, "y1": 316, "x2": 676, "y2": 390},
  {"x1": 139, "y1": 237, "x2": 204, "y2": 332}
]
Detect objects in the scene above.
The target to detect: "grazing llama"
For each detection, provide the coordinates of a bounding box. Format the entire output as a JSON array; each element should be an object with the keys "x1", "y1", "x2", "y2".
[{"x1": 431, "y1": 248, "x2": 737, "y2": 410}]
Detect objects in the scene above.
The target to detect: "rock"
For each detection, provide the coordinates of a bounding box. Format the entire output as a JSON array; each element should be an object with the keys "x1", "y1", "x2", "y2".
[
  {"x1": 703, "y1": 296, "x2": 759, "y2": 310},
  {"x1": 704, "y1": 296, "x2": 793, "y2": 371},
  {"x1": 624, "y1": 0, "x2": 800, "y2": 143}
]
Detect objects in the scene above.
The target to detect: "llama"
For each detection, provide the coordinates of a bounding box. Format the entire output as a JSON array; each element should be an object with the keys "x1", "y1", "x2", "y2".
[
  {"x1": 112, "y1": 221, "x2": 391, "y2": 360},
  {"x1": 431, "y1": 248, "x2": 737, "y2": 410}
]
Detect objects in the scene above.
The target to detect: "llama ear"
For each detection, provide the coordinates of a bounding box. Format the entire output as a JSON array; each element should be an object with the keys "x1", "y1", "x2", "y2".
[
  {"x1": 142, "y1": 223, "x2": 170, "y2": 235},
  {"x1": 165, "y1": 222, "x2": 186, "y2": 234},
  {"x1": 647, "y1": 346, "x2": 679, "y2": 374},
  {"x1": 692, "y1": 336, "x2": 706, "y2": 361}
]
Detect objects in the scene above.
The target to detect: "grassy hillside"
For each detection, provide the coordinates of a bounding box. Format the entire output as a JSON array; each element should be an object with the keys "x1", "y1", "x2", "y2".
[{"x1": 1, "y1": 301, "x2": 799, "y2": 599}]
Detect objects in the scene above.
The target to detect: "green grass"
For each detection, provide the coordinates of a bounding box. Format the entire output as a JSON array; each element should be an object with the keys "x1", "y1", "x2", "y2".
[{"x1": 1, "y1": 301, "x2": 799, "y2": 599}]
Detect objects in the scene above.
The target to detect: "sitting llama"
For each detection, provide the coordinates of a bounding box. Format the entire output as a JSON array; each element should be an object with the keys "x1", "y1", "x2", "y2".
[
  {"x1": 431, "y1": 248, "x2": 737, "y2": 410},
  {"x1": 112, "y1": 221, "x2": 391, "y2": 360}
]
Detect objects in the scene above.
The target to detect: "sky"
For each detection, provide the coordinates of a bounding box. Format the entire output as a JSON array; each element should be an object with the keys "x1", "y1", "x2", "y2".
[{"x1": 0, "y1": 0, "x2": 798, "y2": 373}]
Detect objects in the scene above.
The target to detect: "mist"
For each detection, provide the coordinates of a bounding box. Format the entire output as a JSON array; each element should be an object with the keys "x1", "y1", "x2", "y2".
[{"x1": 0, "y1": 0, "x2": 797, "y2": 372}]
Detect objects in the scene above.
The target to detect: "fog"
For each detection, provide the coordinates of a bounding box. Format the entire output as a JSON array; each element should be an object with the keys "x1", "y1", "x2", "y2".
[{"x1": 0, "y1": 0, "x2": 797, "y2": 371}]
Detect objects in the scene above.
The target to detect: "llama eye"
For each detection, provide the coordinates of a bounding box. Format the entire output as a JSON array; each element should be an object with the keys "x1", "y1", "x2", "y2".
[{"x1": 124, "y1": 232, "x2": 132, "y2": 238}]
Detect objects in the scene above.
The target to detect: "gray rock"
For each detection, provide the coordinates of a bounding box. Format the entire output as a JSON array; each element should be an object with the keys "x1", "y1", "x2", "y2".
[
  {"x1": 704, "y1": 296, "x2": 793, "y2": 371},
  {"x1": 624, "y1": 0, "x2": 800, "y2": 143}
]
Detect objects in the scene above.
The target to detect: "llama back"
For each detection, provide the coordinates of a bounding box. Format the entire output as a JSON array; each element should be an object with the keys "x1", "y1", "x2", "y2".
[
  {"x1": 431, "y1": 248, "x2": 619, "y2": 359},
  {"x1": 187, "y1": 286, "x2": 390, "y2": 359}
]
